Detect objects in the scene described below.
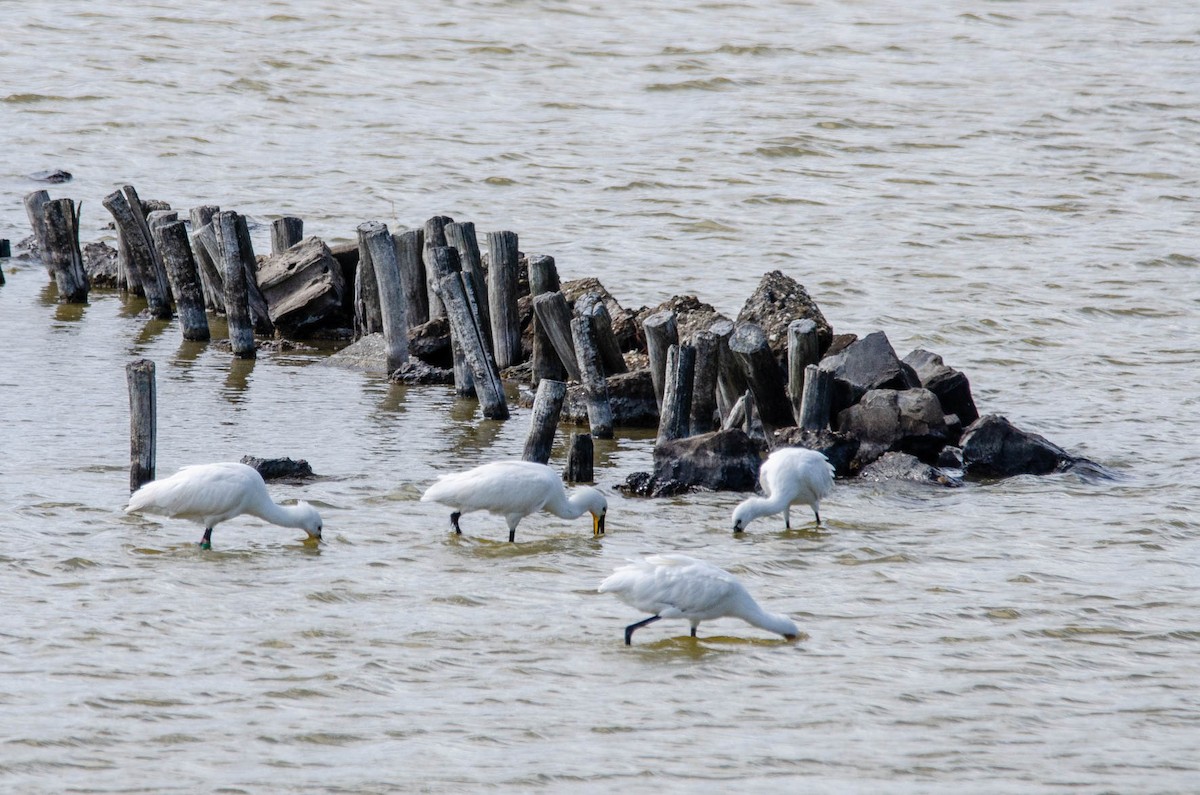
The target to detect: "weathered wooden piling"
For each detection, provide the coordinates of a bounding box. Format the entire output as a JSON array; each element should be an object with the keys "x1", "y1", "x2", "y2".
[
  {"x1": 271, "y1": 216, "x2": 304, "y2": 255},
  {"x1": 23, "y1": 190, "x2": 51, "y2": 271},
  {"x1": 446, "y1": 221, "x2": 491, "y2": 351},
  {"x1": 124, "y1": 186, "x2": 172, "y2": 304},
  {"x1": 126, "y1": 359, "x2": 156, "y2": 492},
  {"x1": 393, "y1": 228, "x2": 429, "y2": 327},
  {"x1": 728, "y1": 321, "x2": 792, "y2": 429},
  {"x1": 570, "y1": 315, "x2": 613, "y2": 438},
  {"x1": 423, "y1": 216, "x2": 453, "y2": 319},
  {"x1": 575, "y1": 293, "x2": 626, "y2": 375},
  {"x1": 358, "y1": 221, "x2": 410, "y2": 375},
  {"x1": 788, "y1": 318, "x2": 821, "y2": 425},
  {"x1": 41, "y1": 198, "x2": 90, "y2": 303},
  {"x1": 487, "y1": 230, "x2": 522, "y2": 370},
  {"x1": 527, "y1": 253, "x2": 560, "y2": 296},
  {"x1": 565, "y1": 432, "x2": 594, "y2": 483},
  {"x1": 656, "y1": 343, "x2": 696, "y2": 447},
  {"x1": 799, "y1": 363, "x2": 834, "y2": 431},
  {"x1": 689, "y1": 329, "x2": 719, "y2": 435},
  {"x1": 0, "y1": 238, "x2": 10, "y2": 259},
  {"x1": 434, "y1": 267, "x2": 509, "y2": 420},
  {"x1": 103, "y1": 189, "x2": 173, "y2": 318},
  {"x1": 427, "y1": 246, "x2": 474, "y2": 396},
  {"x1": 643, "y1": 310, "x2": 678, "y2": 410},
  {"x1": 213, "y1": 211, "x2": 256, "y2": 358},
  {"x1": 152, "y1": 220, "x2": 210, "y2": 341},
  {"x1": 232, "y1": 214, "x2": 274, "y2": 335},
  {"x1": 521, "y1": 378, "x2": 568, "y2": 464},
  {"x1": 353, "y1": 231, "x2": 383, "y2": 339},
  {"x1": 528, "y1": 255, "x2": 566, "y2": 384},
  {"x1": 711, "y1": 318, "x2": 743, "y2": 422},
  {"x1": 532, "y1": 291, "x2": 582, "y2": 382},
  {"x1": 189, "y1": 206, "x2": 224, "y2": 312}
]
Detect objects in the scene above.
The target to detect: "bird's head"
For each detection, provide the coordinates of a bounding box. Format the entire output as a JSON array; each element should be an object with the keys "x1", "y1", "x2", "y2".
[
  {"x1": 580, "y1": 487, "x2": 607, "y2": 537},
  {"x1": 296, "y1": 501, "x2": 323, "y2": 541},
  {"x1": 731, "y1": 502, "x2": 753, "y2": 533}
]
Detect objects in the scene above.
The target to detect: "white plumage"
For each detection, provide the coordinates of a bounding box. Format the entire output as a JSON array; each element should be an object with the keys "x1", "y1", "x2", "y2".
[
  {"x1": 420, "y1": 460, "x2": 607, "y2": 542},
  {"x1": 598, "y1": 554, "x2": 799, "y2": 645},
  {"x1": 732, "y1": 447, "x2": 834, "y2": 532},
  {"x1": 125, "y1": 462, "x2": 323, "y2": 549}
]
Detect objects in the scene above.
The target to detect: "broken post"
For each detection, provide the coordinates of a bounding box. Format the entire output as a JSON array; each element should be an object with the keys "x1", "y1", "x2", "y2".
[
  {"x1": 728, "y1": 321, "x2": 792, "y2": 429},
  {"x1": 799, "y1": 363, "x2": 834, "y2": 431},
  {"x1": 353, "y1": 230, "x2": 383, "y2": 339},
  {"x1": 232, "y1": 214, "x2": 274, "y2": 335},
  {"x1": 189, "y1": 205, "x2": 224, "y2": 312},
  {"x1": 427, "y1": 246, "x2": 474, "y2": 396},
  {"x1": 711, "y1": 318, "x2": 744, "y2": 422},
  {"x1": 41, "y1": 198, "x2": 89, "y2": 303},
  {"x1": 213, "y1": 211, "x2": 256, "y2": 358},
  {"x1": 565, "y1": 432, "x2": 594, "y2": 483},
  {"x1": 271, "y1": 216, "x2": 304, "y2": 255},
  {"x1": 642, "y1": 310, "x2": 678, "y2": 411},
  {"x1": 121, "y1": 185, "x2": 172, "y2": 306},
  {"x1": 103, "y1": 189, "x2": 172, "y2": 319},
  {"x1": 576, "y1": 293, "x2": 626, "y2": 375},
  {"x1": 532, "y1": 291, "x2": 581, "y2": 382},
  {"x1": 570, "y1": 315, "x2": 613, "y2": 439},
  {"x1": 153, "y1": 220, "x2": 210, "y2": 341},
  {"x1": 528, "y1": 254, "x2": 566, "y2": 384},
  {"x1": 689, "y1": 329, "x2": 719, "y2": 435},
  {"x1": 358, "y1": 221, "x2": 410, "y2": 375},
  {"x1": 23, "y1": 190, "x2": 52, "y2": 274},
  {"x1": 423, "y1": 215, "x2": 453, "y2": 319},
  {"x1": 787, "y1": 318, "x2": 820, "y2": 425},
  {"x1": 487, "y1": 230, "x2": 521, "y2": 370},
  {"x1": 435, "y1": 268, "x2": 508, "y2": 420},
  {"x1": 126, "y1": 359, "x2": 156, "y2": 492},
  {"x1": 656, "y1": 343, "x2": 695, "y2": 447},
  {"x1": 394, "y1": 228, "x2": 429, "y2": 327},
  {"x1": 521, "y1": 378, "x2": 568, "y2": 465},
  {"x1": 446, "y1": 221, "x2": 490, "y2": 351}
]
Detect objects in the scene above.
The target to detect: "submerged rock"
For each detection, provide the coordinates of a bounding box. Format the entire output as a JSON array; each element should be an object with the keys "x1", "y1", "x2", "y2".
[
  {"x1": 652, "y1": 428, "x2": 760, "y2": 492},
  {"x1": 960, "y1": 415, "x2": 1078, "y2": 478},
  {"x1": 240, "y1": 455, "x2": 314, "y2": 480},
  {"x1": 390, "y1": 359, "x2": 454, "y2": 385},
  {"x1": 82, "y1": 241, "x2": 119, "y2": 288},
  {"x1": 617, "y1": 472, "x2": 693, "y2": 498},
  {"x1": 858, "y1": 451, "x2": 962, "y2": 487}
]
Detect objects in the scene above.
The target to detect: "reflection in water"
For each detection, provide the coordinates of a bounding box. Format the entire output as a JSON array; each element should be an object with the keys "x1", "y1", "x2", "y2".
[
  {"x1": 53, "y1": 299, "x2": 87, "y2": 324},
  {"x1": 221, "y1": 356, "x2": 256, "y2": 402},
  {"x1": 131, "y1": 317, "x2": 173, "y2": 351},
  {"x1": 374, "y1": 382, "x2": 409, "y2": 415}
]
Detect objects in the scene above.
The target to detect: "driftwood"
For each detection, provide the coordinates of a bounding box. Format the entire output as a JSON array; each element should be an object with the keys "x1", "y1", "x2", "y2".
[{"x1": 521, "y1": 378, "x2": 567, "y2": 464}]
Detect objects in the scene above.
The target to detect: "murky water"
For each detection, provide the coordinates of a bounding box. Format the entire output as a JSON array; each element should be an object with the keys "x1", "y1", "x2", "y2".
[{"x1": 2, "y1": 1, "x2": 1199, "y2": 791}]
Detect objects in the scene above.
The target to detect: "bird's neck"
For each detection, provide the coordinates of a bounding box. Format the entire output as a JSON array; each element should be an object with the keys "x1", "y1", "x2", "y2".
[
  {"x1": 744, "y1": 494, "x2": 790, "y2": 522},
  {"x1": 249, "y1": 500, "x2": 308, "y2": 529},
  {"x1": 736, "y1": 597, "x2": 795, "y2": 637},
  {"x1": 546, "y1": 490, "x2": 589, "y2": 520}
]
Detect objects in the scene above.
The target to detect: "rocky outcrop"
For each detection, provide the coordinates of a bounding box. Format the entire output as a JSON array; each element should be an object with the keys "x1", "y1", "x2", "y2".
[
  {"x1": 636, "y1": 295, "x2": 730, "y2": 346},
  {"x1": 836, "y1": 387, "x2": 949, "y2": 468},
  {"x1": 390, "y1": 359, "x2": 454, "y2": 385},
  {"x1": 819, "y1": 331, "x2": 919, "y2": 417},
  {"x1": 240, "y1": 455, "x2": 314, "y2": 480},
  {"x1": 652, "y1": 428, "x2": 760, "y2": 491},
  {"x1": 256, "y1": 236, "x2": 345, "y2": 334},
  {"x1": 617, "y1": 472, "x2": 693, "y2": 498},
  {"x1": 858, "y1": 452, "x2": 962, "y2": 487},
  {"x1": 561, "y1": 277, "x2": 639, "y2": 350},
  {"x1": 960, "y1": 415, "x2": 1079, "y2": 478},
  {"x1": 902, "y1": 349, "x2": 979, "y2": 430},
  {"x1": 737, "y1": 270, "x2": 833, "y2": 361}
]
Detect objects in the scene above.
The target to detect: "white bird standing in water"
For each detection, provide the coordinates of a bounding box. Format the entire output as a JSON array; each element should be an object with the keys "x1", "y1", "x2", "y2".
[
  {"x1": 420, "y1": 460, "x2": 607, "y2": 542},
  {"x1": 731, "y1": 447, "x2": 834, "y2": 532},
  {"x1": 598, "y1": 554, "x2": 799, "y2": 645},
  {"x1": 125, "y1": 462, "x2": 323, "y2": 549}
]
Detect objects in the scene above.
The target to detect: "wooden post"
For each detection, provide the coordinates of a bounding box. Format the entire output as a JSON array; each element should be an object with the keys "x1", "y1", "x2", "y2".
[
  {"x1": 358, "y1": 221, "x2": 410, "y2": 374},
  {"x1": 427, "y1": 246, "x2": 474, "y2": 396},
  {"x1": 521, "y1": 378, "x2": 567, "y2": 464},
  {"x1": 642, "y1": 310, "x2": 678, "y2": 411},
  {"x1": 532, "y1": 292, "x2": 581, "y2": 382},
  {"x1": 656, "y1": 343, "x2": 695, "y2": 447},
  {"x1": 728, "y1": 322, "x2": 792, "y2": 429},
  {"x1": 446, "y1": 221, "x2": 490, "y2": 351},
  {"x1": 232, "y1": 214, "x2": 274, "y2": 335},
  {"x1": 528, "y1": 254, "x2": 566, "y2": 385},
  {"x1": 689, "y1": 329, "x2": 719, "y2": 435},
  {"x1": 799, "y1": 364, "x2": 834, "y2": 431},
  {"x1": 393, "y1": 228, "x2": 428, "y2": 327},
  {"x1": 152, "y1": 220, "x2": 210, "y2": 341},
  {"x1": 787, "y1": 319, "x2": 820, "y2": 425},
  {"x1": 565, "y1": 432, "x2": 594, "y2": 483},
  {"x1": 423, "y1": 215, "x2": 453, "y2": 319},
  {"x1": 434, "y1": 270, "x2": 509, "y2": 420},
  {"x1": 353, "y1": 229, "x2": 383, "y2": 339},
  {"x1": 722, "y1": 391, "x2": 749, "y2": 431},
  {"x1": 575, "y1": 293, "x2": 626, "y2": 375},
  {"x1": 126, "y1": 359, "x2": 155, "y2": 492},
  {"x1": 570, "y1": 315, "x2": 613, "y2": 439},
  {"x1": 189, "y1": 206, "x2": 224, "y2": 312},
  {"x1": 121, "y1": 185, "x2": 172, "y2": 306},
  {"x1": 102, "y1": 189, "x2": 173, "y2": 319},
  {"x1": 486, "y1": 230, "x2": 521, "y2": 370},
  {"x1": 23, "y1": 190, "x2": 52, "y2": 274},
  {"x1": 271, "y1": 216, "x2": 303, "y2": 255},
  {"x1": 214, "y1": 211, "x2": 256, "y2": 358},
  {"x1": 711, "y1": 318, "x2": 743, "y2": 422},
  {"x1": 41, "y1": 198, "x2": 90, "y2": 303},
  {"x1": 0, "y1": 238, "x2": 10, "y2": 258}
]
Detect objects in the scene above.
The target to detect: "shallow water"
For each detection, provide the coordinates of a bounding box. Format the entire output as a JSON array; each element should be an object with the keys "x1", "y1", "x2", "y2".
[{"x1": 2, "y1": 1, "x2": 1199, "y2": 792}]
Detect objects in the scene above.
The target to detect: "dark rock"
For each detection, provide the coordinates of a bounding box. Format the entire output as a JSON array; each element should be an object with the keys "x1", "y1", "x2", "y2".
[
  {"x1": 819, "y1": 331, "x2": 919, "y2": 417},
  {"x1": 27, "y1": 169, "x2": 72, "y2": 183},
  {"x1": 256, "y1": 236, "x2": 345, "y2": 335},
  {"x1": 636, "y1": 295, "x2": 730, "y2": 346},
  {"x1": 652, "y1": 428, "x2": 761, "y2": 492},
  {"x1": 858, "y1": 452, "x2": 963, "y2": 487},
  {"x1": 824, "y1": 333, "x2": 857, "y2": 358},
  {"x1": 769, "y1": 427, "x2": 860, "y2": 477},
  {"x1": 960, "y1": 415, "x2": 1079, "y2": 478},
  {"x1": 409, "y1": 317, "x2": 452, "y2": 368},
  {"x1": 836, "y1": 388, "x2": 948, "y2": 468},
  {"x1": 617, "y1": 471, "x2": 693, "y2": 498},
  {"x1": 903, "y1": 349, "x2": 980, "y2": 428},
  {"x1": 936, "y1": 446, "x2": 964, "y2": 469},
  {"x1": 240, "y1": 455, "x2": 314, "y2": 480},
  {"x1": 737, "y1": 270, "x2": 833, "y2": 361},
  {"x1": 82, "y1": 241, "x2": 119, "y2": 288},
  {"x1": 390, "y1": 359, "x2": 454, "y2": 385},
  {"x1": 563, "y1": 369, "x2": 658, "y2": 428}
]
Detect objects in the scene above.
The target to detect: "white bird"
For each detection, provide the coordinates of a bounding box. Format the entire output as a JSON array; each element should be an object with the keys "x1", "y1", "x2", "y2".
[
  {"x1": 731, "y1": 447, "x2": 834, "y2": 532},
  {"x1": 598, "y1": 554, "x2": 799, "y2": 645},
  {"x1": 420, "y1": 460, "x2": 607, "y2": 542},
  {"x1": 125, "y1": 462, "x2": 323, "y2": 549}
]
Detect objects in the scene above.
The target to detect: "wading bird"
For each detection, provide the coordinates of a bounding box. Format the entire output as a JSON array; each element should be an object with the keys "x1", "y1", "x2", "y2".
[
  {"x1": 421, "y1": 460, "x2": 606, "y2": 542},
  {"x1": 125, "y1": 462, "x2": 323, "y2": 549},
  {"x1": 598, "y1": 554, "x2": 799, "y2": 645},
  {"x1": 731, "y1": 447, "x2": 834, "y2": 532}
]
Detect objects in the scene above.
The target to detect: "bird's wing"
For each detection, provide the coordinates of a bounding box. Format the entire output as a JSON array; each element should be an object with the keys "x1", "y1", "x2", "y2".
[
  {"x1": 600, "y1": 555, "x2": 739, "y2": 618},
  {"x1": 421, "y1": 461, "x2": 557, "y2": 515},
  {"x1": 126, "y1": 463, "x2": 258, "y2": 522}
]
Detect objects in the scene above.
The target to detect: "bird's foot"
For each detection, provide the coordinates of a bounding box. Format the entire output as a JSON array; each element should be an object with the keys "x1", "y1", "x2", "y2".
[{"x1": 198, "y1": 540, "x2": 212, "y2": 550}]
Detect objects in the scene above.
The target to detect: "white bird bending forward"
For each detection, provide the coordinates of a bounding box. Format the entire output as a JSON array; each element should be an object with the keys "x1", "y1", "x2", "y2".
[
  {"x1": 420, "y1": 460, "x2": 607, "y2": 543},
  {"x1": 732, "y1": 447, "x2": 834, "y2": 532},
  {"x1": 125, "y1": 462, "x2": 323, "y2": 549},
  {"x1": 598, "y1": 554, "x2": 799, "y2": 645}
]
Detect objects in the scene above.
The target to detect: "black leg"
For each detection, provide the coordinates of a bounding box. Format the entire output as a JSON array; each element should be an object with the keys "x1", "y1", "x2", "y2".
[
  {"x1": 814, "y1": 507, "x2": 821, "y2": 526},
  {"x1": 690, "y1": 626, "x2": 697, "y2": 638},
  {"x1": 199, "y1": 527, "x2": 213, "y2": 550},
  {"x1": 624, "y1": 615, "x2": 661, "y2": 645},
  {"x1": 508, "y1": 527, "x2": 516, "y2": 543},
  {"x1": 450, "y1": 512, "x2": 462, "y2": 534}
]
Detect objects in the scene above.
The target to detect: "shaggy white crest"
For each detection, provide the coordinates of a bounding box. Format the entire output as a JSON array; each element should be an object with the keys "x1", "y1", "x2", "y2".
[{"x1": 732, "y1": 448, "x2": 834, "y2": 532}]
